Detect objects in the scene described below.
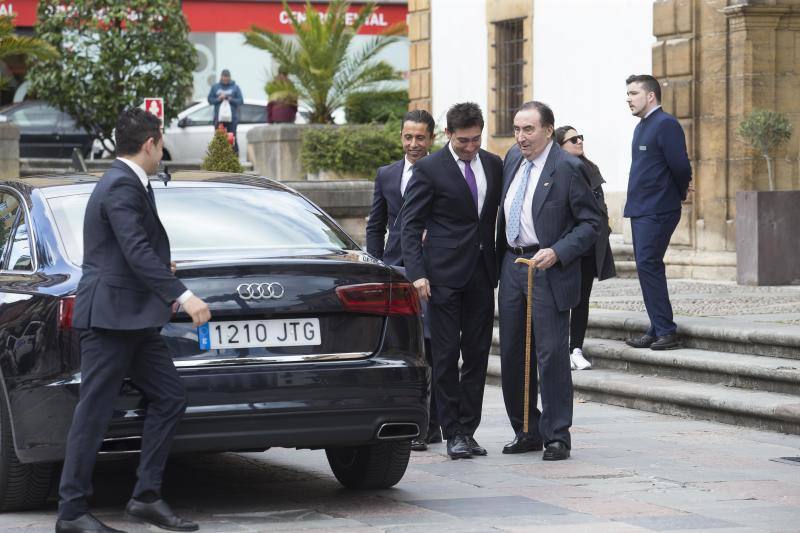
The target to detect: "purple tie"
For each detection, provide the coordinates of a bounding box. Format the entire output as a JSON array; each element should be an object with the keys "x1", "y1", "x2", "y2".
[{"x1": 461, "y1": 159, "x2": 479, "y2": 212}]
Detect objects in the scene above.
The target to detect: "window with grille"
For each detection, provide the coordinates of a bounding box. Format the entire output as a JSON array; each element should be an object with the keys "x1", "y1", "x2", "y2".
[{"x1": 493, "y1": 18, "x2": 525, "y2": 136}]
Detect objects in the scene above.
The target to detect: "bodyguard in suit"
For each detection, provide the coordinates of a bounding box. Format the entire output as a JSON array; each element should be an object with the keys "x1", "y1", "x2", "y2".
[
  {"x1": 497, "y1": 102, "x2": 602, "y2": 460},
  {"x1": 56, "y1": 109, "x2": 211, "y2": 533},
  {"x1": 624, "y1": 74, "x2": 692, "y2": 351},
  {"x1": 365, "y1": 109, "x2": 442, "y2": 451},
  {"x1": 401, "y1": 102, "x2": 502, "y2": 460}
]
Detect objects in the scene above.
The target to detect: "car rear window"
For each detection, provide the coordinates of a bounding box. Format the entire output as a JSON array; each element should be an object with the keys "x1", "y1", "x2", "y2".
[{"x1": 47, "y1": 185, "x2": 353, "y2": 265}]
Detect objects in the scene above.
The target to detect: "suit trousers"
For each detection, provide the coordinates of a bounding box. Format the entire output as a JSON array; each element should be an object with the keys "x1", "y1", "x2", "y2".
[
  {"x1": 631, "y1": 210, "x2": 681, "y2": 337},
  {"x1": 428, "y1": 257, "x2": 494, "y2": 440},
  {"x1": 499, "y1": 251, "x2": 573, "y2": 447},
  {"x1": 58, "y1": 328, "x2": 186, "y2": 520}
]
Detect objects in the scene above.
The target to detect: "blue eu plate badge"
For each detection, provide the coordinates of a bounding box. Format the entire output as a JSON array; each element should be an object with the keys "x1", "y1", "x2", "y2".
[{"x1": 197, "y1": 323, "x2": 211, "y2": 350}]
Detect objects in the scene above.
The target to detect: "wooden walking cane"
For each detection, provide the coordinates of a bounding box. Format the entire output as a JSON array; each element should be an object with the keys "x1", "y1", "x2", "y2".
[{"x1": 514, "y1": 257, "x2": 537, "y2": 434}]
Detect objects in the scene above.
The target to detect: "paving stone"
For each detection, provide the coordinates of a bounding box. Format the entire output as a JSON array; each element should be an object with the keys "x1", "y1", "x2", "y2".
[{"x1": 615, "y1": 513, "x2": 739, "y2": 530}]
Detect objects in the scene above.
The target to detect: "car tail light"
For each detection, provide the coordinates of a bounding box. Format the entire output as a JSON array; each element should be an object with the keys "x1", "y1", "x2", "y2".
[
  {"x1": 335, "y1": 283, "x2": 421, "y2": 316},
  {"x1": 58, "y1": 296, "x2": 76, "y2": 330}
]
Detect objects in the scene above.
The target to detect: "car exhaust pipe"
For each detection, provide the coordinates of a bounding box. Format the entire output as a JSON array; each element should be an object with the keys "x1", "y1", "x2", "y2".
[
  {"x1": 98, "y1": 436, "x2": 142, "y2": 455},
  {"x1": 376, "y1": 422, "x2": 420, "y2": 440}
]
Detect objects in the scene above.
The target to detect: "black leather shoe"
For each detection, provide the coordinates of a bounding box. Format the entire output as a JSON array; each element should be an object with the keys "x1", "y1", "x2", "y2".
[
  {"x1": 125, "y1": 499, "x2": 198, "y2": 532},
  {"x1": 542, "y1": 441, "x2": 570, "y2": 461},
  {"x1": 426, "y1": 428, "x2": 443, "y2": 444},
  {"x1": 446, "y1": 434, "x2": 472, "y2": 460},
  {"x1": 56, "y1": 513, "x2": 127, "y2": 533},
  {"x1": 625, "y1": 334, "x2": 656, "y2": 348},
  {"x1": 410, "y1": 437, "x2": 428, "y2": 451},
  {"x1": 650, "y1": 333, "x2": 681, "y2": 350},
  {"x1": 502, "y1": 434, "x2": 544, "y2": 454},
  {"x1": 465, "y1": 435, "x2": 487, "y2": 456}
]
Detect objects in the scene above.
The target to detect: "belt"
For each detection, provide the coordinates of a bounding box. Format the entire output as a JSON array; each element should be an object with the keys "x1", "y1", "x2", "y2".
[{"x1": 507, "y1": 244, "x2": 540, "y2": 255}]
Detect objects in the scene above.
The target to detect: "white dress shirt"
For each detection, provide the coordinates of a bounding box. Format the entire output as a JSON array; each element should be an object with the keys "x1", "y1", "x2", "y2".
[
  {"x1": 400, "y1": 156, "x2": 414, "y2": 197},
  {"x1": 644, "y1": 105, "x2": 662, "y2": 119},
  {"x1": 448, "y1": 143, "x2": 487, "y2": 214},
  {"x1": 117, "y1": 158, "x2": 192, "y2": 305},
  {"x1": 503, "y1": 140, "x2": 554, "y2": 247}
]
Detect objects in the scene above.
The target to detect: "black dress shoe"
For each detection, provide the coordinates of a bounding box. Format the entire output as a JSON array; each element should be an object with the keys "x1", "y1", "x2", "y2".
[
  {"x1": 542, "y1": 441, "x2": 570, "y2": 461},
  {"x1": 446, "y1": 434, "x2": 472, "y2": 460},
  {"x1": 426, "y1": 428, "x2": 443, "y2": 444},
  {"x1": 625, "y1": 334, "x2": 656, "y2": 348},
  {"x1": 410, "y1": 437, "x2": 428, "y2": 451},
  {"x1": 56, "y1": 513, "x2": 127, "y2": 533},
  {"x1": 650, "y1": 333, "x2": 681, "y2": 350},
  {"x1": 125, "y1": 499, "x2": 198, "y2": 532},
  {"x1": 465, "y1": 435, "x2": 487, "y2": 456},
  {"x1": 502, "y1": 434, "x2": 544, "y2": 454}
]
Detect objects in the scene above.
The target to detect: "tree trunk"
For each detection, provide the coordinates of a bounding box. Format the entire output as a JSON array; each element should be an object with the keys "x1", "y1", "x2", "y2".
[{"x1": 763, "y1": 152, "x2": 775, "y2": 191}]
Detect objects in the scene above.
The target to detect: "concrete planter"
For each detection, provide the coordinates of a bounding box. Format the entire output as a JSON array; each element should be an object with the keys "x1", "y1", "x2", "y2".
[
  {"x1": 308, "y1": 170, "x2": 366, "y2": 181},
  {"x1": 736, "y1": 190, "x2": 800, "y2": 285}
]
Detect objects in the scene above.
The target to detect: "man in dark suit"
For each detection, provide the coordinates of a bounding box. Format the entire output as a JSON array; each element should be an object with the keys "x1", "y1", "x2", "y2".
[
  {"x1": 624, "y1": 74, "x2": 692, "y2": 351},
  {"x1": 496, "y1": 101, "x2": 602, "y2": 461},
  {"x1": 56, "y1": 108, "x2": 211, "y2": 533},
  {"x1": 401, "y1": 102, "x2": 502, "y2": 460},
  {"x1": 365, "y1": 109, "x2": 441, "y2": 451}
]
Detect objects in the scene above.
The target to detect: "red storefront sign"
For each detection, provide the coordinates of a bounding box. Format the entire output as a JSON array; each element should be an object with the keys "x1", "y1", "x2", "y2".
[{"x1": 7, "y1": 1, "x2": 407, "y2": 35}]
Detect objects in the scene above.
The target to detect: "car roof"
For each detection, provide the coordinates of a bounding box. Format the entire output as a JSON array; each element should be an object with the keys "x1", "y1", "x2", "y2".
[{"x1": 1, "y1": 171, "x2": 293, "y2": 199}]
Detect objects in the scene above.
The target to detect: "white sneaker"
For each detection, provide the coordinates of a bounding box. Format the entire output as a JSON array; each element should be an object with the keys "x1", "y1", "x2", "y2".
[{"x1": 570, "y1": 348, "x2": 592, "y2": 370}]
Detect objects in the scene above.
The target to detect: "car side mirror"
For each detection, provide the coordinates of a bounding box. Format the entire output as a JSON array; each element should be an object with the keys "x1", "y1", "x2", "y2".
[{"x1": 177, "y1": 117, "x2": 191, "y2": 128}]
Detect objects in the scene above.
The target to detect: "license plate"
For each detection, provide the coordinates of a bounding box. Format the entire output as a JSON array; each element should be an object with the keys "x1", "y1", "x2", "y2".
[{"x1": 197, "y1": 318, "x2": 321, "y2": 350}]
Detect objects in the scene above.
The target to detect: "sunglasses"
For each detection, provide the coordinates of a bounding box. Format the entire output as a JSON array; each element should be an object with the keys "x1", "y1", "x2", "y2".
[{"x1": 562, "y1": 134, "x2": 584, "y2": 145}]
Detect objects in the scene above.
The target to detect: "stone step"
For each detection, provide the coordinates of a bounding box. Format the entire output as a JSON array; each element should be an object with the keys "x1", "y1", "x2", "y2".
[
  {"x1": 582, "y1": 338, "x2": 800, "y2": 395},
  {"x1": 485, "y1": 358, "x2": 800, "y2": 435}
]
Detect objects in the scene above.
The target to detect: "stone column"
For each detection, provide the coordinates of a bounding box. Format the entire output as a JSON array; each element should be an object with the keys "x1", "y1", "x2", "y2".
[
  {"x1": 0, "y1": 123, "x2": 20, "y2": 179},
  {"x1": 408, "y1": 0, "x2": 432, "y2": 112}
]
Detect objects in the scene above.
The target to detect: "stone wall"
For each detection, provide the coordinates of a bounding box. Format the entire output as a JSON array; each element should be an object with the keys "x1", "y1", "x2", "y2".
[
  {"x1": 408, "y1": 0, "x2": 432, "y2": 112},
  {"x1": 247, "y1": 124, "x2": 313, "y2": 181},
  {"x1": 286, "y1": 180, "x2": 374, "y2": 246},
  {"x1": 0, "y1": 123, "x2": 20, "y2": 179}
]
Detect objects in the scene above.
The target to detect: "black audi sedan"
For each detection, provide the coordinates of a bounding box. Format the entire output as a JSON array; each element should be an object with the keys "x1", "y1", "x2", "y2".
[{"x1": 0, "y1": 172, "x2": 428, "y2": 511}]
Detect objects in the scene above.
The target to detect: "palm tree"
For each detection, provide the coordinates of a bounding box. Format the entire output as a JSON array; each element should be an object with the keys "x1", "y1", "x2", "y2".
[
  {"x1": 0, "y1": 15, "x2": 58, "y2": 90},
  {"x1": 244, "y1": 0, "x2": 404, "y2": 124}
]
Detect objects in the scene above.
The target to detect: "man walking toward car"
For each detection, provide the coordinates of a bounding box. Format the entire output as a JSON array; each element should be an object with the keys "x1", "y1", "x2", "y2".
[
  {"x1": 624, "y1": 74, "x2": 692, "y2": 351},
  {"x1": 497, "y1": 101, "x2": 602, "y2": 460},
  {"x1": 401, "y1": 102, "x2": 502, "y2": 460},
  {"x1": 365, "y1": 109, "x2": 442, "y2": 451},
  {"x1": 208, "y1": 68, "x2": 243, "y2": 154},
  {"x1": 56, "y1": 108, "x2": 211, "y2": 533}
]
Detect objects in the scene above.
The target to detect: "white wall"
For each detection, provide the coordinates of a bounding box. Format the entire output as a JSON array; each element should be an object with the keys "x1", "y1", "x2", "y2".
[
  {"x1": 430, "y1": 0, "x2": 488, "y2": 138},
  {"x1": 532, "y1": 0, "x2": 654, "y2": 192}
]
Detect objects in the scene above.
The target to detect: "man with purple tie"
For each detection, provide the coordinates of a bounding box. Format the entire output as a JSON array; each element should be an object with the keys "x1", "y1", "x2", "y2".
[{"x1": 401, "y1": 103, "x2": 503, "y2": 460}]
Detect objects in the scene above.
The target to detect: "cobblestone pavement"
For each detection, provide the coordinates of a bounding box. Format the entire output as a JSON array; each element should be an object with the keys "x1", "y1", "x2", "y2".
[
  {"x1": 589, "y1": 278, "x2": 800, "y2": 317},
  {"x1": 5, "y1": 385, "x2": 800, "y2": 532}
]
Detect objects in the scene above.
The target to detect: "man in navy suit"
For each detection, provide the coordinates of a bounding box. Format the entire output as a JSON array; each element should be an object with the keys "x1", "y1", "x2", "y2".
[
  {"x1": 365, "y1": 109, "x2": 441, "y2": 451},
  {"x1": 624, "y1": 74, "x2": 692, "y2": 351},
  {"x1": 496, "y1": 101, "x2": 602, "y2": 461},
  {"x1": 56, "y1": 109, "x2": 211, "y2": 533},
  {"x1": 401, "y1": 103, "x2": 502, "y2": 460}
]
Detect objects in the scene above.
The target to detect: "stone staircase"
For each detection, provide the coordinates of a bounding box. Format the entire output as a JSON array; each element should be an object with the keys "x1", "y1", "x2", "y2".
[{"x1": 488, "y1": 308, "x2": 800, "y2": 435}]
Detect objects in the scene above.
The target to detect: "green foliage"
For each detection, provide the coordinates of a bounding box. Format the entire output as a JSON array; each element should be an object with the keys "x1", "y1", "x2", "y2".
[
  {"x1": 300, "y1": 121, "x2": 404, "y2": 177},
  {"x1": 27, "y1": 0, "x2": 197, "y2": 153},
  {"x1": 265, "y1": 74, "x2": 298, "y2": 105},
  {"x1": 0, "y1": 15, "x2": 58, "y2": 90},
  {"x1": 738, "y1": 109, "x2": 793, "y2": 155},
  {"x1": 202, "y1": 127, "x2": 244, "y2": 173},
  {"x1": 244, "y1": 0, "x2": 405, "y2": 124},
  {"x1": 738, "y1": 109, "x2": 794, "y2": 191},
  {"x1": 345, "y1": 90, "x2": 408, "y2": 124}
]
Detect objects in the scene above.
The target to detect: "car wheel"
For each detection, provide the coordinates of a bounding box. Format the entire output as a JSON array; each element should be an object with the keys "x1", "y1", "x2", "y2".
[
  {"x1": 325, "y1": 440, "x2": 411, "y2": 489},
  {"x1": 0, "y1": 393, "x2": 56, "y2": 511}
]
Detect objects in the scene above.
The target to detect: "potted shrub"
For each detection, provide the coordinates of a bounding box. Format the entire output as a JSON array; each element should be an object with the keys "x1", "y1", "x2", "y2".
[
  {"x1": 265, "y1": 67, "x2": 299, "y2": 124},
  {"x1": 735, "y1": 108, "x2": 798, "y2": 285}
]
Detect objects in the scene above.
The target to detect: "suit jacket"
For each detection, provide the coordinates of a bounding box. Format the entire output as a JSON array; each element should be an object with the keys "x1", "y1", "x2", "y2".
[
  {"x1": 365, "y1": 159, "x2": 405, "y2": 266},
  {"x1": 624, "y1": 107, "x2": 692, "y2": 217},
  {"x1": 73, "y1": 160, "x2": 187, "y2": 330},
  {"x1": 401, "y1": 145, "x2": 503, "y2": 289},
  {"x1": 496, "y1": 143, "x2": 603, "y2": 311}
]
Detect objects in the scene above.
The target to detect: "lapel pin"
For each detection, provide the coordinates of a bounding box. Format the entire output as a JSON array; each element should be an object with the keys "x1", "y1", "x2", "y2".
[{"x1": 543, "y1": 181, "x2": 551, "y2": 188}]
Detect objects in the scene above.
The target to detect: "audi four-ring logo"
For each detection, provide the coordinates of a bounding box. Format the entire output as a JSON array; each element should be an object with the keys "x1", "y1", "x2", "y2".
[{"x1": 236, "y1": 282, "x2": 285, "y2": 300}]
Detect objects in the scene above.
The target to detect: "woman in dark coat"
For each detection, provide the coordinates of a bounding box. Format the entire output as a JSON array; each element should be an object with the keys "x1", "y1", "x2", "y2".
[{"x1": 554, "y1": 125, "x2": 616, "y2": 370}]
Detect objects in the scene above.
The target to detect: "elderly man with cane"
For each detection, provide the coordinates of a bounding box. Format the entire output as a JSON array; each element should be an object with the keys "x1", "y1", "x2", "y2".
[{"x1": 496, "y1": 101, "x2": 602, "y2": 460}]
